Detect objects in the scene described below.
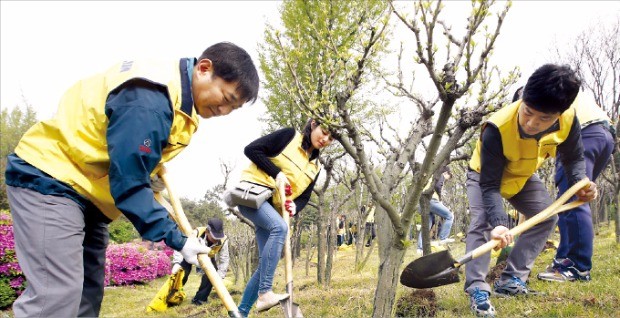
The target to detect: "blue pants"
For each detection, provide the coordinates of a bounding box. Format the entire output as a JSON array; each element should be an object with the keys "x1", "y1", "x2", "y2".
[
  {"x1": 555, "y1": 123, "x2": 614, "y2": 271},
  {"x1": 237, "y1": 201, "x2": 288, "y2": 316},
  {"x1": 417, "y1": 199, "x2": 454, "y2": 249}
]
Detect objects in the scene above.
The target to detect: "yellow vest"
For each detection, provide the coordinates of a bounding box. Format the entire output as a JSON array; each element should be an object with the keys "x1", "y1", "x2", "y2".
[
  {"x1": 240, "y1": 132, "x2": 320, "y2": 212},
  {"x1": 571, "y1": 92, "x2": 611, "y2": 128},
  {"x1": 15, "y1": 59, "x2": 199, "y2": 220},
  {"x1": 469, "y1": 100, "x2": 575, "y2": 198},
  {"x1": 423, "y1": 178, "x2": 440, "y2": 200}
]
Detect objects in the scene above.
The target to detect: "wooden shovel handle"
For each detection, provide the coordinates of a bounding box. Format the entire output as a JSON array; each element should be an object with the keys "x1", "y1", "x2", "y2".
[
  {"x1": 155, "y1": 170, "x2": 241, "y2": 318},
  {"x1": 279, "y1": 183, "x2": 295, "y2": 315},
  {"x1": 467, "y1": 178, "x2": 590, "y2": 263}
]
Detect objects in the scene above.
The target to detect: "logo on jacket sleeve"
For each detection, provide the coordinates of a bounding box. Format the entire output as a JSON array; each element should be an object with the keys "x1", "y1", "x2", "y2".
[{"x1": 139, "y1": 139, "x2": 152, "y2": 154}]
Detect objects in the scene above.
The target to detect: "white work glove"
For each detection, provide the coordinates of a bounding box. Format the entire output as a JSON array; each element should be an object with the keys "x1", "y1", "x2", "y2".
[
  {"x1": 180, "y1": 237, "x2": 211, "y2": 266},
  {"x1": 150, "y1": 174, "x2": 166, "y2": 193},
  {"x1": 275, "y1": 172, "x2": 290, "y2": 191},
  {"x1": 171, "y1": 263, "x2": 182, "y2": 274},
  {"x1": 285, "y1": 200, "x2": 297, "y2": 217}
]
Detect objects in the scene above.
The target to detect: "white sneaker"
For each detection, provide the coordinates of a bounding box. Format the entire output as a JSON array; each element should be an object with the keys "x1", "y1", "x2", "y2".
[
  {"x1": 440, "y1": 238, "x2": 455, "y2": 244},
  {"x1": 416, "y1": 249, "x2": 423, "y2": 256},
  {"x1": 256, "y1": 291, "x2": 289, "y2": 312}
]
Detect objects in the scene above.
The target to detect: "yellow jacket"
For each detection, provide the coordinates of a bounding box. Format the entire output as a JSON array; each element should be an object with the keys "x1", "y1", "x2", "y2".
[
  {"x1": 240, "y1": 132, "x2": 320, "y2": 211},
  {"x1": 14, "y1": 59, "x2": 199, "y2": 220},
  {"x1": 571, "y1": 92, "x2": 611, "y2": 128},
  {"x1": 469, "y1": 100, "x2": 575, "y2": 198}
]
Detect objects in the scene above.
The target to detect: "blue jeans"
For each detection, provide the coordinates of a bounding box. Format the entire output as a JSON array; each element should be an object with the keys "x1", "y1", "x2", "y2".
[
  {"x1": 237, "y1": 201, "x2": 288, "y2": 316},
  {"x1": 417, "y1": 198, "x2": 454, "y2": 249},
  {"x1": 555, "y1": 123, "x2": 614, "y2": 271}
]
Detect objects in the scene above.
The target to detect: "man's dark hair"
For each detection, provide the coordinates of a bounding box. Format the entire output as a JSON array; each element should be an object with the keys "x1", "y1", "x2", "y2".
[
  {"x1": 199, "y1": 42, "x2": 259, "y2": 104},
  {"x1": 521, "y1": 64, "x2": 581, "y2": 114}
]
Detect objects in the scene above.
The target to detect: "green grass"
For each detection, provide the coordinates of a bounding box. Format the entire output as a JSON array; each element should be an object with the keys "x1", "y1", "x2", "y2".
[{"x1": 2, "y1": 223, "x2": 618, "y2": 317}]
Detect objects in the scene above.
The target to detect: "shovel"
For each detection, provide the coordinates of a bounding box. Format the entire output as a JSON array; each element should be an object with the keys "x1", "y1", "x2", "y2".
[
  {"x1": 278, "y1": 183, "x2": 303, "y2": 318},
  {"x1": 155, "y1": 170, "x2": 242, "y2": 318},
  {"x1": 400, "y1": 178, "x2": 590, "y2": 289}
]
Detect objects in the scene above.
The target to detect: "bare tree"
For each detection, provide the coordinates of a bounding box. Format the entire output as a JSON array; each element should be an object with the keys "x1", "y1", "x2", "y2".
[{"x1": 259, "y1": 0, "x2": 517, "y2": 316}]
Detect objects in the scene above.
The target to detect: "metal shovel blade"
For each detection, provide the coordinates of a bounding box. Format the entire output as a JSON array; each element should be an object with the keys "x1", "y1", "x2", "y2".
[
  {"x1": 400, "y1": 250, "x2": 461, "y2": 289},
  {"x1": 280, "y1": 299, "x2": 303, "y2": 318}
]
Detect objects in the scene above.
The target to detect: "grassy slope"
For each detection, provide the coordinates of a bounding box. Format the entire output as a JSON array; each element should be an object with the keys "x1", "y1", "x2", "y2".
[{"x1": 3, "y1": 224, "x2": 617, "y2": 317}]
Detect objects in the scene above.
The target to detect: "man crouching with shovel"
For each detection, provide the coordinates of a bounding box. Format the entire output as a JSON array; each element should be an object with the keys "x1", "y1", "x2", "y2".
[{"x1": 464, "y1": 64, "x2": 598, "y2": 317}]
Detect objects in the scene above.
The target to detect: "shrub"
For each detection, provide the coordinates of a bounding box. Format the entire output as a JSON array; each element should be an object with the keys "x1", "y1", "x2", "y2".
[
  {"x1": 108, "y1": 219, "x2": 139, "y2": 244},
  {"x1": 104, "y1": 241, "x2": 173, "y2": 286},
  {"x1": 0, "y1": 211, "x2": 26, "y2": 310}
]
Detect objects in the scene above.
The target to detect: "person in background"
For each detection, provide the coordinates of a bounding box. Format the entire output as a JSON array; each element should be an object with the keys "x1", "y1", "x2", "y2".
[
  {"x1": 464, "y1": 64, "x2": 597, "y2": 317},
  {"x1": 171, "y1": 218, "x2": 230, "y2": 305},
  {"x1": 347, "y1": 221, "x2": 357, "y2": 245},
  {"x1": 505, "y1": 88, "x2": 616, "y2": 283},
  {"x1": 235, "y1": 118, "x2": 333, "y2": 316},
  {"x1": 416, "y1": 166, "x2": 455, "y2": 255},
  {"x1": 337, "y1": 215, "x2": 346, "y2": 247},
  {"x1": 5, "y1": 42, "x2": 259, "y2": 317},
  {"x1": 364, "y1": 203, "x2": 376, "y2": 247}
]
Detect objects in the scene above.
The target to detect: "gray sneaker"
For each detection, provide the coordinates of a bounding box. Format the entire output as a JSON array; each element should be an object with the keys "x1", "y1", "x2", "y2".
[
  {"x1": 494, "y1": 276, "x2": 530, "y2": 296},
  {"x1": 537, "y1": 258, "x2": 591, "y2": 282}
]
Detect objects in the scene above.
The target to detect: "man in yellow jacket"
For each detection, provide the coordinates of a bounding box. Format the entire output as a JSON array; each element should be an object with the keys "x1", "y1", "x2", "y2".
[
  {"x1": 5, "y1": 42, "x2": 258, "y2": 317},
  {"x1": 465, "y1": 64, "x2": 598, "y2": 317}
]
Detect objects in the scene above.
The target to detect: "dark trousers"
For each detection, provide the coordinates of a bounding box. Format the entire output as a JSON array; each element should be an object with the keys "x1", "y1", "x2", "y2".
[
  {"x1": 555, "y1": 123, "x2": 615, "y2": 271},
  {"x1": 180, "y1": 257, "x2": 218, "y2": 302},
  {"x1": 365, "y1": 222, "x2": 375, "y2": 245}
]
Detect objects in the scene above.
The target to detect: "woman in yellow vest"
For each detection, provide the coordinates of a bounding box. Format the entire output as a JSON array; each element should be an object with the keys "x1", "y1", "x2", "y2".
[
  {"x1": 465, "y1": 64, "x2": 598, "y2": 318},
  {"x1": 236, "y1": 119, "x2": 333, "y2": 315},
  {"x1": 4, "y1": 42, "x2": 259, "y2": 317}
]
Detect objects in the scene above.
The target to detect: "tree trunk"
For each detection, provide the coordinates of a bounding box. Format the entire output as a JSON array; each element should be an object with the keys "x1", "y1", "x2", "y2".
[
  {"x1": 325, "y1": 212, "x2": 338, "y2": 286},
  {"x1": 305, "y1": 225, "x2": 314, "y2": 277},
  {"x1": 603, "y1": 194, "x2": 609, "y2": 226},
  {"x1": 248, "y1": 238, "x2": 258, "y2": 284},
  {"x1": 616, "y1": 192, "x2": 620, "y2": 243},
  {"x1": 293, "y1": 218, "x2": 303, "y2": 261},
  {"x1": 371, "y1": 205, "x2": 407, "y2": 318},
  {"x1": 419, "y1": 194, "x2": 432, "y2": 254},
  {"x1": 355, "y1": 218, "x2": 367, "y2": 270},
  {"x1": 592, "y1": 196, "x2": 600, "y2": 234},
  {"x1": 317, "y1": 204, "x2": 326, "y2": 284}
]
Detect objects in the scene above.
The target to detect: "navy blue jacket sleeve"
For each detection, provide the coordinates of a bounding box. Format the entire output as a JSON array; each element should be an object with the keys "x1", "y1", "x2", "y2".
[
  {"x1": 478, "y1": 124, "x2": 510, "y2": 228},
  {"x1": 105, "y1": 80, "x2": 187, "y2": 251},
  {"x1": 556, "y1": 116, "x2": 586, "y2": 186}
]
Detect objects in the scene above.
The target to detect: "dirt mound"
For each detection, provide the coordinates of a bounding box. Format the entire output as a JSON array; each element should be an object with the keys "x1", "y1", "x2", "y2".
[
  {"x1": 486, "y1": 260, "x2": 507, "y2": 284},
  {"x1": 395, "y1": 289, "x2": 438, "y2": 317}
]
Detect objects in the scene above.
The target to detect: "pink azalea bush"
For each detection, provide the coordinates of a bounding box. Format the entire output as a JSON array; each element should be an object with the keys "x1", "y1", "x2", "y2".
[
  {"x1": 104, "y1": 241, "x2": 173, "y2": 286},
  {"x1": 0, "y1": 211, "x2": 26, "y2": 309}
]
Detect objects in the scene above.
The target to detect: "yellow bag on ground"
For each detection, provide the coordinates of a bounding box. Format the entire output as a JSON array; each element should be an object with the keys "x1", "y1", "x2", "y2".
[{"x1": 146, "y1": 269, "x2": 186, "y2": 312}]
